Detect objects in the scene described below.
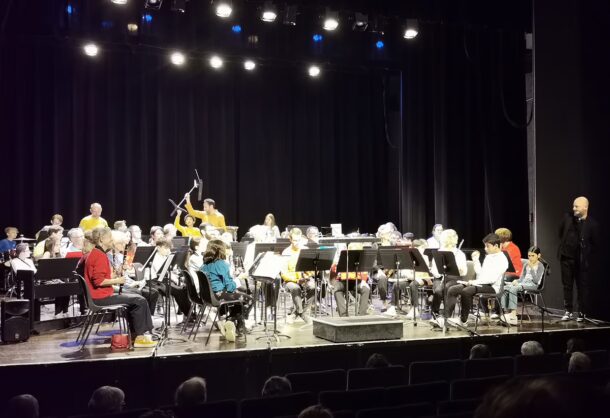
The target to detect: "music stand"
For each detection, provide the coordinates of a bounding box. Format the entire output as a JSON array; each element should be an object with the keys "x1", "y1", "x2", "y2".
[
  {"x1": 250, "y1": 252, "x2": 290, "y2": 342},
  {"x1": 36, "y1": 258, "x2": 80, "y2": 280},
  {"x1": 335, "y1": 249, "x2": 377, "y2": 316},
  {"x1": 133, "y1": 246, "x2": 155, "y2": 265},
  {"x1": 231, "y1": 242, "x2": 248, "y2": 261},
  {"x1": 172, "y1": 237, "x2": 189, "y2": 249},
  {"x1": 377, "y1": 247, "x2": 412, "y2": 316},
  {"x1": 295, "y1": 248, "x2": 337, "y2": 317},
  {"x1": 136, "y1": 247, "x2": 157, "y2": 311},
  {"x1": 156, "y1": 253, "x2": 187, "y2": 347}
]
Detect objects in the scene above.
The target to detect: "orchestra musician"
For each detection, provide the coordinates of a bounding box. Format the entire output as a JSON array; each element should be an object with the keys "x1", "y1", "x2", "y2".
[
  {"x1": 331, "y1": 243, "x2": 371, "y2": 317},
  {"x1": 149, "y1": 226, "x2": 164, "y2": 245},
  {"x1": 33, "y1": 226, "x2": 63, "y2": 260},
  {"x1": 0, "y1": 226, "x2": 19, "y2": 253},
  {"x1": 78, "y1": 203, "x2": 109, "y2": 232},
  {"x1": 174, "y1": 209, "x2": 202, "y2": 238},
  {"x1": 36, "y1": 214, "x2": 63, "y2": 239},
  {"x1": 128, "y1": 225, "x2": 148, "y2": 247},
  {"x1": 83, "y1": 227, "x2": 155, "y2": 347},
  {"x1": 427, "y1": 224, "x2": 444, "y2": 249},
  {"x1": 185, "y1": 194, "x2": 227, "y2": 231},
  {"x1": 262, "y1": 213, "x2": 281, "y2": 240},
  {"x1": 281, "y1": 228, "x2": 314, "y2": 324},
  {"x1": 10, "y1": 243, "x2": 36, "y2": 274}
]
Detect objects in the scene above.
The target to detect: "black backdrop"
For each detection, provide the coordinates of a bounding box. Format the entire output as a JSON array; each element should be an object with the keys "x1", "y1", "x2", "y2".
[{"x1": 0, "y1": 3, "x2": 529, "y2": 249}]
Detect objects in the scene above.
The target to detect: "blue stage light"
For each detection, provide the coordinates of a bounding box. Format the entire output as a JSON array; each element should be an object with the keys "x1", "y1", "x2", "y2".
[
  {"x1": 376, "y1": 40, "x2": 384, "y2": 49},
  {"x1": 143, "y1": 14, "x2": 153, "y2": 23},
  {"x1": 101, "y1": 20, "x2": 114, "y2": 29},
  {"x1": 312, "y1": 34, "x2": 323, "y2": 42},
  {"x1": 232, "y1": 25, "x2": 242, "y2": 33},
  {"x1": 66, "y1": 4, "x2": 73, "y2": 15}
]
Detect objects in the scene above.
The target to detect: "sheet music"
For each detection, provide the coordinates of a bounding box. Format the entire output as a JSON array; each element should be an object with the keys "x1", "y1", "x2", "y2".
[{"x1": 250, "y1": 252, "x2": 289, "y2": 279}]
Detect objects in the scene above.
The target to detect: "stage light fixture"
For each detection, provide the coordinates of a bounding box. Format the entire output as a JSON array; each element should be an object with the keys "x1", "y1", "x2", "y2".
[
  {"x1": 171, "y1": 0, "x2": 187, "y2": 13},
  {"x1": 66, "y1": 4, "x2": 74, "y2": 15},
  {"x1": 323, "y1": 9, "x2": 339, "y2": 31},
  {"x1": 210, "y1": 55, "x2": 223, "y2": 69},
  {"x1": 308, "y1": 65, "x2": 321, "y2": 77},
  {"x1": 261, "y1": 2, "x2": 277, "y2": 22},
  {"x1": 215, "y1": 1, "x2": 233, "y2": 18},
  {"x1": 127, "y1": 23, "x2": 139, "y2": 34},
  {"x1": 143, "y1": 13, "x2": 153, "y2": 23},
  {"x1": 145, "y1": 0, "x2": 162, "y2": 10},
  {"x1": 403, "y1": 19, "x2": 419, "y2": 39},
  {"x1": 170, "y1": 51, "x2": 186, "y2": 66},
  {"x1": 376, "y1": 40, "x2": 384, "y2": 49},
  {"x1": 83, "y1": 43, "x2": 99, "y2": 57},
  {"x1": 353, "y1": 13, "x2": 368, "y2": 31},
  {"x1": 282, "y1": 5, "x2": 297, "y2": 26},
  {"x1": 244, "y1": 60, "x2": 256, "y2": 71},
  {"x1": 312, "y1": 34, "x2": 323, "y2": 43},
  {"x1": 231, "y1": 24, "x2": 242, "y2": 33},
  {"x1": 110, "y1": 0, "x2": 127, "y2": 5}
]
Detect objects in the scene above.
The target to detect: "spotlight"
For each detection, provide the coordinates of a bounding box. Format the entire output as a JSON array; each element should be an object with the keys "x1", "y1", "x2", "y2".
[
  {"x1": 244, "y1": 60, "x2": 256, "y2": 71},
  {"x1": 231, "y1": 25, "x2": 242, "y2": 33},
  {"x1": 353, "y1": 13, "x2": 368, "y2": 31},
  {"x1": 145, "y1": 0, "x2": 162, "y2": 10},
  {"x1": 261, "y1": 2, "x2": 277, "y2": 22},
  {"x1": 127, "y1": 23, "x2": 138, "y2": 34},
  {"x1": 209, "y1": 55, "x2": 223, "y2": 69},
  {"x1": 308, "y1": 65, "x2": 321, "y2": 77},
  {"x1": 312, "y1": 34, "x2": 323, "y2": 43},
  {"x1": 375, "y1": 40, "x2": 384, "y2": 49},
  {"x1": 170, "y1": 51, "x2": 186, "y2": 66},
  {"x1": 323, "y1": 9, "x2": 339, "y2": 31},
  {"x1": 83, "y1": 43, "x2": 99, "y2": 57},
  {"x1": 215, "y1": 1, "x2": 232, "y2": 18},
  {"x1": 403, "y1": 19, "x2": 419, "y2": 39},
  {"x1": 142, "y1": 14, "x2": 153, "y2": 23},
  {"x1": 171, "y1": 0, "x2": 187, "y2": 13},
  {"x1": 110, "y1": 0, "x2": 127, "y2": 4},
  {"x1": 282, "y1": 5, "x2": 297, "y2": 26},
  {"x1": 66, "y1": 4, "x2": 74, "y2": 15}
]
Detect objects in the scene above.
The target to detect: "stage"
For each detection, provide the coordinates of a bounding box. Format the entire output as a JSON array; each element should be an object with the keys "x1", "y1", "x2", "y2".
[{"x1": 2, "y1": 304, "x2": 610, "y2": 417}]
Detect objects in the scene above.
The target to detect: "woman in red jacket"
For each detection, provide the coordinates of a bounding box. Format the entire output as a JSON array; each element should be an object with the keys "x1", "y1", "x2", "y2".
[{"x1": 84, "y1": 227, "x2": 155, "y2": 347}]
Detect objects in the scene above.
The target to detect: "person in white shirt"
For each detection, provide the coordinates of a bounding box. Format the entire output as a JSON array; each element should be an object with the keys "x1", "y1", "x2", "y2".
[
  {"x1": 427, "y1": 229, "x2": 468, "y2": 320},
  {"x1": 10, "y1": 244, "x2": 37, "y2": 274},
  {"x1": 426, "y1": 224, "x2": 444, "y2": 249},
  {"x1": 446, "y1": 233, "x2": 508, "y2": 327},
  {"x1": 128, "y1": 225, "x2": 148, "y2": 247}
]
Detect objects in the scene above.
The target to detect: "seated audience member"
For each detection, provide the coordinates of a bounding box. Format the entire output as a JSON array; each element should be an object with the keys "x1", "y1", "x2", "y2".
[
  {"x1": 10, "y1": 244, "x2": 37, "y2": 274},
  {"x1": 84, "y1": 227, "x2": 155, "y2": 347},
  {"x1": 88, "y1": 386, "x2": 125, "y2": 415},
  {"x1": 469, "y1": 343, "x2": 491, "y2": 359},
  {"x1": 261, "y1": 376, "x2": 292, "y2": 398},
  {"x1": 298, "y1": 405, "x2": 334, "y2": 418},
  {"x1": 175, "y1": 377, "x2": 207, "y2": 407},
  {"x1": 174, "y1": 209, "x2": 202, "y2": 238},
  {"x1": 446, "y1": 233, "x2": 508, "y2": 328},
  {"x1": 521, "y1": 340, "x2": 544, "y2": 356},
  {"x1": 502, "y1": 246, "x2": 545, "y2": 325},
  {"x1": 365, "y1": 353, "x2": 391, "y2": 368},
  {"x1": 201, "y1": 239, "x2": 252, "y2": 341},
  {"x1": 566, "y1": 337, "x2": 585, "y2": 355},
  {"x1": 0, "y1": 226, "x2": 19, "y2": 253},
  {"x1": 568, "y1": 352, "x2": 591, "y2": 373},
  {"x1": 6, "y1": 394, "x2": 39, "y2": 418},
  {"x1": 475, "y1": 377, "x2": 605, "y2": 418}
]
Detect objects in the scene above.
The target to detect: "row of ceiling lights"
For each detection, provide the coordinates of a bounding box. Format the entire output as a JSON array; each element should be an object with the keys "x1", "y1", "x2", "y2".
[{"x1": 108, "y1": 0, "x2": 419, "y2": 39}]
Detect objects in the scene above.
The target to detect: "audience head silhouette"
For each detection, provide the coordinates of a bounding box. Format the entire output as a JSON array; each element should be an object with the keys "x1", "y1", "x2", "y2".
[
  {"x1": 6, "y1": 394, "x2": 39, "y2": 418},
  {"x1": 365, "y1": 353, "x2": 390, "y2": 368},
  {"x1": 469, "y1": 344, "x2": 491, "y2": 359},
  {"x1": 298, "y1": 405, "x2": 334, "y2": 418},
  {"x1": 88, "y1": 386, "x2": 125, "y2": 414},
  {"x1": 261, "y1": 376, "x2": 292, "y2": 398},
  {"x1": 174, "y1": 377, "x2": 207, "y2": 407},
  {"x1": 521, "y1": 340, "x2": 544, "y2": 356}
]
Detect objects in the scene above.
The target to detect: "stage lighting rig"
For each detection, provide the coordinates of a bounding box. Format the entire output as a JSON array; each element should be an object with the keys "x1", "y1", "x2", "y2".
[
  {"x1": 145, "y1": 0, "x2": 162, "y2": 10},
  {"x1": 352, "y1": 13, "x2": 368, "y2": 31}
]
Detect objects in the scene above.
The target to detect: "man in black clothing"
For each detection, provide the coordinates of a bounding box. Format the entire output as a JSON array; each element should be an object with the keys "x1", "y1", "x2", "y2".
[{"x1": 558, "y1": 196, "x2": 599, "y2": 321}]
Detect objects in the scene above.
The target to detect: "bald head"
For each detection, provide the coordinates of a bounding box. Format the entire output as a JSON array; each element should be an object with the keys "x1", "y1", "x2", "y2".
[
  {"x1": 90, "y1": 203, "x2": 103, "y2": 218},
  {"x1": 573, "y1": 196, "x2": 589, "y2": 219}
]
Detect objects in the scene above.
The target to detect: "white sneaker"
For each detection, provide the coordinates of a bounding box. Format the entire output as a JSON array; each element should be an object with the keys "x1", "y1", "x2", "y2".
[
  {"x1": 224, "y1": 321, "x2": 236, "y2": 342},
  {"x1": 217, "y1": 319, "x2": 226, "y2": 337},
  {"x1": 561, "y1": 311, "x2": 573, "y2": 321},
  {"x1": 447, "y1": 318, "x2": 469, "y2": 328},
  {"x1": 384, "y1": 306, "x2": 397, "y2": 317},
  {"x1": 405, "y1": 308, "x2": 415, "y2": 320},
  {"x1": 490, "y1": 313, "x2": 500, "y2": 320}
]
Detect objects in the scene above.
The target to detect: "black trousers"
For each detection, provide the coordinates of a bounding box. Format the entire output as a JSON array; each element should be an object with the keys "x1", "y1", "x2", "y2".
[
  {"x1": 124, "y1": 287, "x2": 160, "y2": 315},
  {"x1": 94, "y1": 293, "x2": 153, "y2": 335},
  {"x1": 560, "y1": 257, "x2": 588, "y2": 314},
  {"x1": 446, "y1": 284, "x2": 495, "y2": 322},
  {"x1": 432, "y1": 278, "x2": 458, "y2": 315},
  {"x1": 150, "y1": 281, "x2": 191, "y2": 317},
  {"x1": 215, "y1": 290, "x2": 253, "y2": 320}
]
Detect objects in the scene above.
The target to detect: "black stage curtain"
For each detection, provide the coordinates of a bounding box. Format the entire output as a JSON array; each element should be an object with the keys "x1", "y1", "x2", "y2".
[
  {"x1": 401, "y1": 23, "x2": 529, "y2": 248},
  {"x1": 0, "y1": 40, "x2": 398, "y2": 236},
  {"x1": 0, "y1": 24, "x2": 528, "y2": 246}
]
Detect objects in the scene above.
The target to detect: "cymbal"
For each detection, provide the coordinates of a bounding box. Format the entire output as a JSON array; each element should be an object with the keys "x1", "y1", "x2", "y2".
[{"x1": 16, "y1": 236, "x2": 35, "y2": 241}]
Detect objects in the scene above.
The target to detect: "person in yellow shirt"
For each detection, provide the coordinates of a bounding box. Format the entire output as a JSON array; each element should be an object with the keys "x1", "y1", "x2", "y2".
[
  {"x1": 281, "y1": 228, "x2": 314, "y2": 324},
  {"x1": 174, "y1": 209, "x2": 202, "y2": 238},
  {"x1": 79, "y1": 203, "x2": 109, "y2": 232},
  {"x1": 185, "y1": 194, "x2": 226, "y2": 231}
]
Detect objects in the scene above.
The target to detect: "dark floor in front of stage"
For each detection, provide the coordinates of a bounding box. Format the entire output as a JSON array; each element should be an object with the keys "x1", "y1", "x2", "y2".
[{"x1": 0, "y1": 303, "x2": 603, "y2": 366}]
